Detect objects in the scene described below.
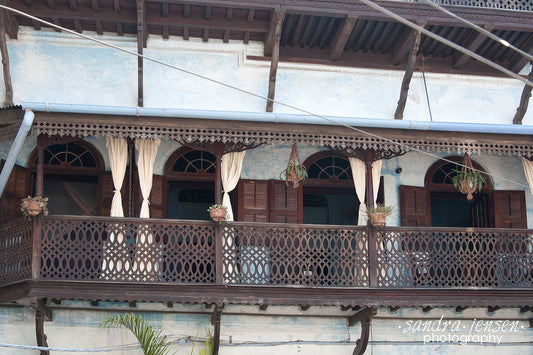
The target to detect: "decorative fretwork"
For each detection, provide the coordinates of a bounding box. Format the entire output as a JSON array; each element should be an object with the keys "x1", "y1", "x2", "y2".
[
  {"x1": 180, "y1": 140, "x2": 262, "y2": 154},
  {"x1": 307, "y1": 156, "x2": 352, "y2": 181},
  {"x1": 172, "y1": 150, "x2": 216, "y2": 174},
  {"x1": 327, "y1": 146, "x2": 407, "y2": 161},
  {"x1": 34, "y1": 142, "x2": 97, "y2": 168},
  {"x1": 41, "y1": 216, "x2": 216, "y2": 283},
  {"x1": 425, "y1": 0, "x2": 532, "y2": 12},
  {"x1": 375, "y1": 228, "x2": 533, "y2": 288},
  {"x1": 34, "y1": 120, "x2": 533, "y2": 158},
  {"x1": 221, "y1": 222, "x2": 369, "y2": 287},
  {"x1": 0, "y1": 218, "x2": 32, "y2": 285}
]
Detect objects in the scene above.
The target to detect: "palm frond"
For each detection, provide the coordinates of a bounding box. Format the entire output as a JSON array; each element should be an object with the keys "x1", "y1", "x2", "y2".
[{"x1": 100, "y1": 314, "x2": 172, "y2": 355}]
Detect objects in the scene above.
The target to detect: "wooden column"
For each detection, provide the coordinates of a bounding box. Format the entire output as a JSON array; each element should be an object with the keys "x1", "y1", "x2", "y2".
[
  {"x1": 32, "y1": 135, "x2": 45, "y2": 280},
  {"x1": 513, "y1": 65, "x2": 533, "y2": 125},
  {"x1": 214, "y1": 141, "x2": 224, "y2": 205},
  {"x1": 365, "y1": 149, "x2": 378, "y2": 287},
  {"x1": 0, "y1": 7, "x2": 13, "y2": 106}
]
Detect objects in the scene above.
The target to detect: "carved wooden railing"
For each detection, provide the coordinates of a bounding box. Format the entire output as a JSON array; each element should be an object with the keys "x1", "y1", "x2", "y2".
[
  {"x1": 0, "y1": 218, "x2": 33, "y2": 285},
  {"x1": 1, "y1": 216, "x2": 532, "y2": 288}
]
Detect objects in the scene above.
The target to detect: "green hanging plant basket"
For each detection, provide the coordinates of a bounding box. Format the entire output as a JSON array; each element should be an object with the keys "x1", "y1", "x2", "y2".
[{"x1": 280, "y1": 143, "x2": 308, "y2": 188}]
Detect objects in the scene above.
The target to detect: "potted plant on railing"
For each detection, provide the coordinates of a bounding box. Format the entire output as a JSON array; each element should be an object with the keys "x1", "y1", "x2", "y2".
[
  {"x1": 280, "y1": 143, "x2": 308, "y2": 188},
  {"x1": 451, "y1": 153, "x2": 486, "y2": 201},
  {"x1": 20, "y1": 196, "x2": 49, "y2": 218},
  {"x1": 207, "y1": 204, "x2": 228, "y2": 223},
  {"x1": 366, "y1": 204, "x2": 394, "y2": 227}
]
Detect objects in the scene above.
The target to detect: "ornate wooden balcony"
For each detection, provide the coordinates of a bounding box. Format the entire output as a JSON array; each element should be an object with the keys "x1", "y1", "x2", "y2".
[{"x1": 1, "y1": 216, "x2": 532, "y2": 307}]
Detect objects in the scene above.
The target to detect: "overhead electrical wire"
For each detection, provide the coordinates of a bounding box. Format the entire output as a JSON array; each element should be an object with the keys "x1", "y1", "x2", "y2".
[
  {"x1": 0, "y1": 4, "x2": 530, "y2": 189},
  {"x1": 420, "y1": 0, "x2": 533, "y2": 64}
]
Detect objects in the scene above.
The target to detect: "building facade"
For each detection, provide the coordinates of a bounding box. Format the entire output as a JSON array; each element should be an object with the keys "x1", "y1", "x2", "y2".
[{"x1": 0, "y1": 0, "x2": 532, "y2": 354}]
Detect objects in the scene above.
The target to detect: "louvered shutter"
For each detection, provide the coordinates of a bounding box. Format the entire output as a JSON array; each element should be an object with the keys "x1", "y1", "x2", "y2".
[
  {"x1": 399, "y1": 185, "x2": 431, "y2": 226},
  {"x1": 269, "y1": 180, "x2": 302, "y2": 223},
  {"x1": 238, "y1": 179, "x2": 269, "y2": 222},
  {"x1": 493, "y1": 190, "x2": 527, "y2": 229},
  {"x1": 150, "y1": 174, "x2": 166, "y2": 218},
  {"x1": 0, "y1": 163, "x2": 28, "y2": 223}
]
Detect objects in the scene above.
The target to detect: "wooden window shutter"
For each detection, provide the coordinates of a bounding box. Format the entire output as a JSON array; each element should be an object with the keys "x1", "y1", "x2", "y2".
[
  {"x1": 493, "y1": 190, "x2": 527, "y2": 229},
  {"x1": 238, "y1": 179, "x2": 269, "y2": 222},
  {"x1": 150, "y1": 174, "x2": 166, "y2": 219},
  {"x1": 399, "y1": 185, "x2": 431, "y2": 226},
  {"x1": 269, "y1": 180, "x2": 302, "y2": 223},
  {"x1": 0, "y1": 163, "x2": 29, "y2": 223}
]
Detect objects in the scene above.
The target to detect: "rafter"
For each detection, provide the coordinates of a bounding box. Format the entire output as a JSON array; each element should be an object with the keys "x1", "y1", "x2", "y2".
[
  {"x1": 330, "y1": 14, "x2": 357, "y2": 61},
  {"x1": 452, "y1": 24, "x2": 493, "y2": 70},
  {"x1": 513, "y1": 65, "x2": 533, "y2": 125},
  {"x1": 266, "y1": 9, "x2": 284, "y2": 112},
  {"x1": 264, "y1": 9, "x2": 285, "y2": 57},
  {"x1": 68, "y1": 0, "x2": 77, "y2": 10},
  {"x1": 509, "y1": 34, "x2": 533, "y2": 74},
  {"x1": 113, "y1": 0, "x2": 120, "y2": 13},
  {"x1": 91, "y1": 0, "x2": 99, "y2": 12},
  {"x1": 395, "y1": 31, "x2": 421, "y2": 120}
]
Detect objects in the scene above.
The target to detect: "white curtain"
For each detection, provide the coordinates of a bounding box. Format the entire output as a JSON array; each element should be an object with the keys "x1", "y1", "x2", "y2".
[
  {"x1": 102, "y1": 137, "x2": 128, "y2": 278},
  {"x1": 106, "y1": 137, "x2": 128, "y2": 217},
  {"x1": 221, "y1": 151, "x2": 246, "y2": 221},
  {"x1": 133, "y1": 138, "x2": 161, "y2": 281},
  {"x1": 349, "y1": 157, "x2": 367, "y2": 226},
  {"x1": 372, "y1": 160, "x2": 383, "y2": 204},
  {"x1": 521, "y1": 157, "x2": 533, "y2": 196},
  {"x1": 135, "y1": 138, "x2": 161, "y2": 218}
]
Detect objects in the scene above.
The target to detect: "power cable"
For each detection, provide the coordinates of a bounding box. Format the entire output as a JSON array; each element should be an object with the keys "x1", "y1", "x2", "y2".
[
  {"x1": 419, "y1": 0, "x2": 533, "y2": 64},
  {"x1": 0, "y1": 4, "x2": 530, "y2": 189}
]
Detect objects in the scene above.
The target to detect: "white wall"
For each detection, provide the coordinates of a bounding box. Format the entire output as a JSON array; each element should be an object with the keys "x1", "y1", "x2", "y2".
[{"x1": 5, "y1": 28, "x2": 532, "y2": 125}]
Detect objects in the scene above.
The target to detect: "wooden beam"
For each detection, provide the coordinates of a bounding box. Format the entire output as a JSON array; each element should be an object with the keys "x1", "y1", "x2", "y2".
[
  {"x1": 113, "y1": 0, "x2": 120, "y2": 13},
  {"x1": 392, "y1": 28, "x2": 418, "y2": 66},
  {"x1": 513, "y1": 65, "x2": 533, "y2": 125},
  {"x1": 226, "y1": 8, "x2": 233, "y2": 21},
  {"x1": 329, "y1": 14, "x2": 357, "y2": 61},
  {"x1": 116, "y1": 21, "x2": 123, "y2": 36},
  {"x1": 137, "y1": 0, "x2": 144, "y2": 107},
  {"x1": 74, "y1": 19, "x2": 82, "y2": 33},
  {"x1": 91, "y1": 0, "x2": 99, "y2": 12},
  {"x1": 161, "y1": 2, "x2": 168, "y2": 17},
  {"x1": 147, "y1": 15, "x2": 269, "y2": 33},
  {"x1": 68, "y1": 0, "x2": 76, "y2": 10},
  {"x1": 452, "y1": 24, "x2": 493, "y2": 70},
  {"x1": 394, "y1": 31, "x2": 421, "y2": 120},
  {"x1": 46, "y1": 0, "x2": 55, "y2": 9},
  {"x1": 211, "y1": 303, "x2": 223, "y2": 355},
  {"x1": 95, "y1": 19, "x2": 103, "y2": 35},
  {"x1": 264, "y1": 9, "x2": 285, "y2": 57},
  {"x1": 0, "y1": 8, "x2": 13, "y2": 105},
  {"x1": 183, "y1": 4, "x2": 190, "y2": 18},
  {"x1": 266, "y1": 10, "x2": 284, "y2": 112}
]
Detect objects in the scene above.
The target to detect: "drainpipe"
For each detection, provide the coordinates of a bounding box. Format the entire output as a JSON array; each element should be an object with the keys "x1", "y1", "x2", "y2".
[
  {"x1": 21, "y1": 102, "x2": 533, "y2": 136},
  {"x1": 0, "y1": 108, "x2": 34, "y2": 198}
]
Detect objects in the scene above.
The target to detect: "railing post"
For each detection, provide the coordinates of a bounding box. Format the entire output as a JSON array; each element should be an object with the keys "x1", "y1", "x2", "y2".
[
  {"x1": 215, "y1": 224, "x2": 223, "y2": 284},
  {"x1": 31, "y1": 214, "x2": 42, "y2": 279},
  {"x1": 368, "y1": 225, "x2": 378, "y2": 287}
]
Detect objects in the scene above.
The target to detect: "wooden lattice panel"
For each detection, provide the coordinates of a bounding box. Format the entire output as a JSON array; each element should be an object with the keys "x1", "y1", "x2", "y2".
[
  {"x1": 41, "y1": 217, "x2": 216, "y2": 283},
  {"x1": 439, "y1": 0, "x2": 532, "y2": 11},
  {"x1": 222, "y1": 223, "x2": 369, "y2": 286},
  {"x1": 0, "y1": 219, "x2": 32, "y2": 285},
  {"x1": 376, "y1": 228, "x2": 533, "y2": 288}
]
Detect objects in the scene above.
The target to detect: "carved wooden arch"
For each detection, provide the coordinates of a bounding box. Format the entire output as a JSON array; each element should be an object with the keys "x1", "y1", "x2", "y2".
[
  {"x1": 164, "y1": 146, "x2": 217, "y2": 182},
  {"x1": 27, "y1": 137, "x2": 105, "y2": 175},
  {"x1": 424, "y1": 155, "x2": 493, "y2": 192},
  {"x1": 302, "y1": 150, "x2": 354, "y2": 188}
]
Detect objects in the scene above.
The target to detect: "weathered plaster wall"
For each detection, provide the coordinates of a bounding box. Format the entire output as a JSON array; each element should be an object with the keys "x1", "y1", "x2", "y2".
[
  {"x1": 5, "y1": 28, "x2": 532, "y2": 125},
  {"x1": 0, "y1": 304, "x2": 531, "y2": 354}
]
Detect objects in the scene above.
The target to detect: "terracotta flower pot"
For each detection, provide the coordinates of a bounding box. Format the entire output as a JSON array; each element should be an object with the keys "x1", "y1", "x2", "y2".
[
  {"x1": 25, "y1": 200, "x2": 42, "y2": 216},
  {"x1": 209, "y1": 208, "x2": 227, "y2": 222},
  {"x1": 369, "y1": 212, "x2": 387, "y2": 227}
]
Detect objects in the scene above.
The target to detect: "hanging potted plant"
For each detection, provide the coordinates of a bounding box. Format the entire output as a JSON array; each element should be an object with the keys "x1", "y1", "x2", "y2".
[
  {"x1": 207, "y1": 204, "x2": 228, "y2": 223},
  {"x1": 451, "y1": 153, "x2": 486, "y2": 200},
  {"x1": 366, "y1": 204, "x2": 394, "y2": 227},
  {"x1": 280, "y1": 143, "x2": 308, "y2": 188},
  {"x1": 20, "y1": 196, "x2": 49, "y2": 218}
]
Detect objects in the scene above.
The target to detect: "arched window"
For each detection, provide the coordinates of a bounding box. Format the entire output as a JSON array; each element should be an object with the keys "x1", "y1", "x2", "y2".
[
  {"x1": 28, "y1": 140, "x2": 104, "y2": 216},
  {"x1": 302, "y1": 152, "x2": 357, "y2": 225},
  {"x1": 424, "y1": 156, "x2": 492, "y2": 227},
  {"x1": 164, "y1": 147, "x2": 216, "y2": 220}
]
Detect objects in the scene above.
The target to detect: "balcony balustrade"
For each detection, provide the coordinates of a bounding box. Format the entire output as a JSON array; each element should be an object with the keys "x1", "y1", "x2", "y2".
[{"x1": 1, "y1": 215, "x2": 531, "y2": 290}]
